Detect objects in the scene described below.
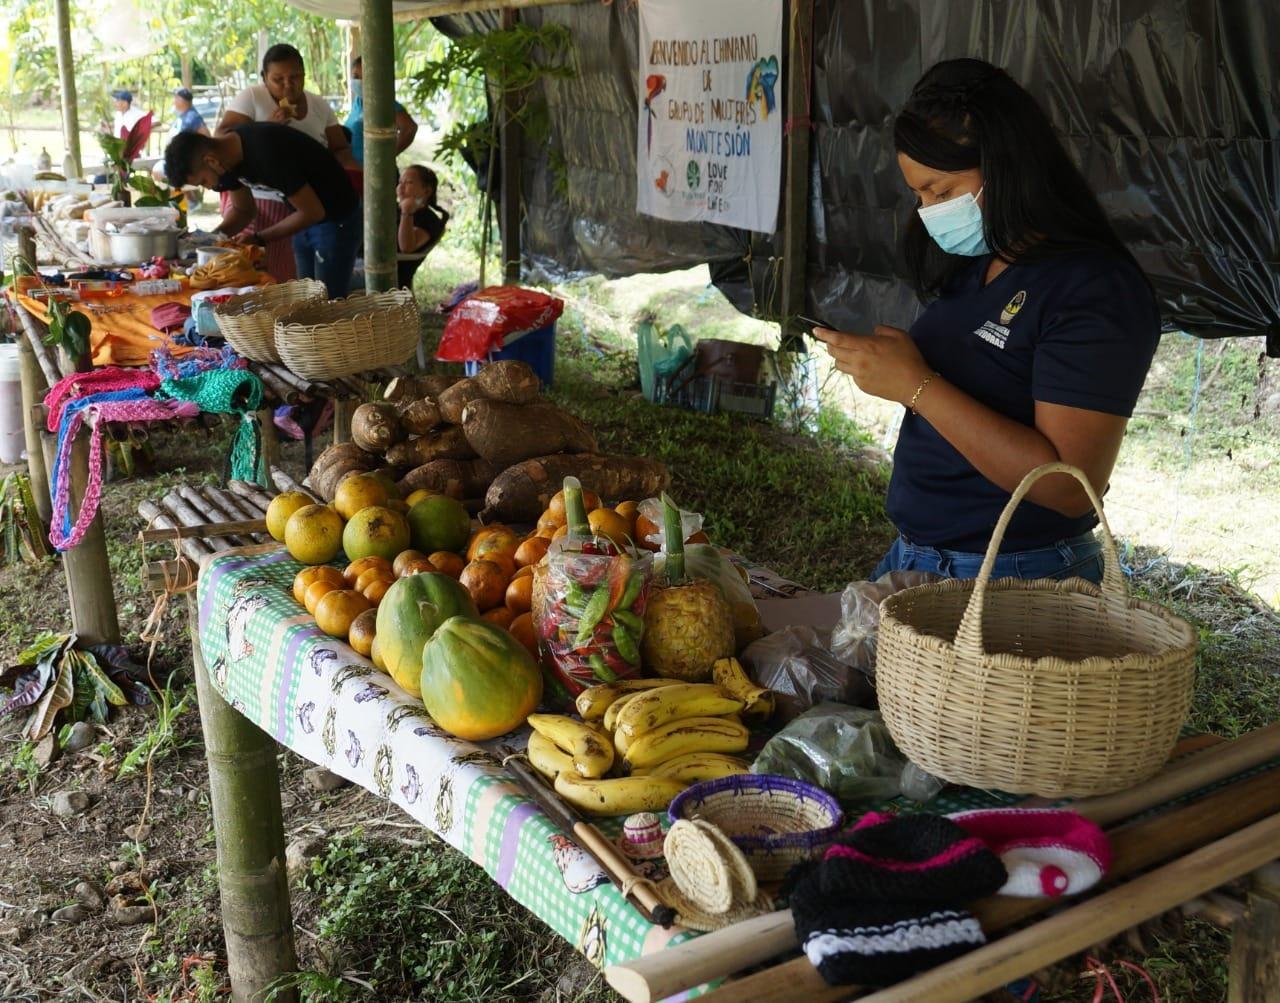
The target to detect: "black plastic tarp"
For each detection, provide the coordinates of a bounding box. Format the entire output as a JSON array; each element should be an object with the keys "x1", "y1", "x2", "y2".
[{"x1": 436, "y1": 1, "x2": 1279, "y2": 347}]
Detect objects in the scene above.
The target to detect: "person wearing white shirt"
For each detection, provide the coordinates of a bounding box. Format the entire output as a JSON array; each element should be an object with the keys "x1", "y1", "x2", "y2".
[
  {"x1": 217, "y1": 43, "x2": 357, "y2": 281},
  {"x1": 111, "y1": 90, "x2": 147, "y2": 138}
]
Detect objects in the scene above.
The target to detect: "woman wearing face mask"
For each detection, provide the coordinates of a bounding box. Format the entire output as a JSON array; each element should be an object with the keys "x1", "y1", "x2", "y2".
[
  {"x1": 218, "y1": 44, "x2": 357, "y2": 281},
  {"x1": 396, "y1": 166, "x2": 448, "y2": 291},
  {"x1": 815, "y1": 58, "x2": 1159, "y2": 584}
]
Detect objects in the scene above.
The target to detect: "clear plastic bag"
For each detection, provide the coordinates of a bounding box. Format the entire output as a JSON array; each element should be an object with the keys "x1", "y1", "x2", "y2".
[
  {"x1": 828, "y1": 571, "x2": 943, "y2": 678},
  {"x1": 532, "y1": 538, "x2": 653, "y2": 706},
  {"x1": 636, "y1": 497, "x2": 703, "y2": 548},
  {"x1": 741, "y1": 626, "x2": 874, "y2": 722},
  {"x1": 654, "y1": 543, "x2": 765, "y2": 649}
]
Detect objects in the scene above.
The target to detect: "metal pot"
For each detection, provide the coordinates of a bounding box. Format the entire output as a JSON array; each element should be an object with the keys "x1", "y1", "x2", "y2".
[
  {"x1": 105, "y1": 229, "x2": 179, "y2": 265},
  {"x1": 197, "y1": 245, "x2": 233, "y2": 266}
]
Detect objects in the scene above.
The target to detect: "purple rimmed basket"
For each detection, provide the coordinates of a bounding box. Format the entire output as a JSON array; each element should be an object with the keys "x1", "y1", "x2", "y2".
[{"x1": 668, "y1": 774, "x2": 844, "y2": 882}]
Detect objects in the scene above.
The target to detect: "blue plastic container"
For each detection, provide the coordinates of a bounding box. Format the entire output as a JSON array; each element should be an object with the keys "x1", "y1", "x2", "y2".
[{"x1": 463, "y1": 322, "x2": 556, "y2": 388}]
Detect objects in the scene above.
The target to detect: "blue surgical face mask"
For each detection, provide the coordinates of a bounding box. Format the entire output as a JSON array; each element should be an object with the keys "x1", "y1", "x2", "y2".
[
  {"x1": 917, "y1": 185, "x2": 989, "y2": 256},
  {"x1": 350, "y1": 79, "x2": 363, "y2": 99}
]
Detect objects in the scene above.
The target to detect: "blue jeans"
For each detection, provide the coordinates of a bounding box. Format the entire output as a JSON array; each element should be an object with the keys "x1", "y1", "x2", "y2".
[
  {"x1": 872, "y1": 531, "x2": 1104, "y2": 584},
  {"x1": 293, "y1": 205, "x2": 360, "y2": 298}
]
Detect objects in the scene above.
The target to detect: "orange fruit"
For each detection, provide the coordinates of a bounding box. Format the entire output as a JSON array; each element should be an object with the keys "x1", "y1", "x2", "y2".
[
  {"x1": 348, "y1": 608, "x2": 377, "y2": 656},
  {"x1": 687, "y1": 531, "x2": 710, "y2": 545},
  {"x1": 294, "y1": 566, "x2": 345, "y2": 606},
  {"x1": 634, "y1": 513, "x2": 661, "y2": 551},
  {"x1": 505, "y1": 575, "x2": 533, "y2": 613},
  {"x1": 537, "y1": 510, "x2": 566, "y2": 533},
  {"x1": 405, "y1": 488, "x2": 437, "y2": 508},
  {"x1": 509, "y1": 612, "x2": 537, "y2": 657},
  {"x1": 316, "y1": 589, "x2": 373, "y2": 638},
  {"x1": 615, "y1": 500, "x2": 639, "y2": 523},
  {"x1": 428, "y1": 551, "x2": 465, "y2": 578},
  {"x1": 334, "y1": 472, "x2": 390, "y2": 521},
  {"x1": 481, "y1": 606, "x2": 516, "y2": 629},
  {"x1": 370, "y1": 635, "x2": 386, "y2": 671},
  {"x1": 355, "y1": 566, "x2": 392, "y2": 594},
  {"x1": 538, "y1": 526, "x2": 559, "y2": 540},
  {"x1": 397, "y1": 557, "x2": 438, "y2": 578},
  {"x1": 392, "y1": 549, "x2": 428, "y2": 576},
  {"x1": 513, "y1": 564, "x2": 534, "y2": 581},
  {"x1": 305, "y1": 578, "x2": 342, "y2": 615},
  {"x1": 514, "y1": 536, "x2": 550, "y2": 568},
  {"x1": 548, "y1": 487, "x2": 601, "y2": 521},
  {"x1": 588, "y1": 508, "x2": 632, "y2": 549},
  {"x1": 344, "y1": 555, "x2": 392, "y2": 585},
  {"x1": 362, "y1": 577, "x2": 394, "y2": 605},
  {"x1": 266, "y1": 491, "x2": 312, "y2": 543},
  {"x1": 553, "y1": 525, "x2": 568, "y2": 540},
  {"x1": 466, "y1": 525, "x2": 518, "y2": 561},
  {"x1": 285, "y1": 504, "x2": 344, "y2": 565},
  {"x1": 472, "y1": 530, "x2": 519, "y2": 562},
  {"x1": 459, "y1": 560, "x2": 508, "y2": 611}
]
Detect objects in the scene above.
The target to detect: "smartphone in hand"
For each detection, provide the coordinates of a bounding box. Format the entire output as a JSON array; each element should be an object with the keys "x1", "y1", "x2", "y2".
[{"x1": 795, "y1": 315, "x2": 834, "y2": 338}]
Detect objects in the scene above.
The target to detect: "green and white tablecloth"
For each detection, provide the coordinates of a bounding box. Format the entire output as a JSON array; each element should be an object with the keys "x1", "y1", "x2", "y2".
[{"x1": 196, "y1": 546, "x2": 1024, "y2": 998}]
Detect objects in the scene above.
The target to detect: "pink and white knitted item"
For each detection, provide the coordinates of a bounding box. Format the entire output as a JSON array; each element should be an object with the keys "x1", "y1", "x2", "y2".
[
  {"x1": 948, "y1": 808, "x2": 1111, "y2": 898},
  {"x1": 44, "y1": 368, "x2": 161, "y2": 432},
  {"x1": 49, "y1": 399, "x2": 199, "y2": 550}
]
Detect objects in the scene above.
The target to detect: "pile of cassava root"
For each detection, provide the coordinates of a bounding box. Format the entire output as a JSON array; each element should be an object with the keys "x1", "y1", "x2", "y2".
[{"x1": 305, "y1": 361, "x2": 670, "y2": 522}]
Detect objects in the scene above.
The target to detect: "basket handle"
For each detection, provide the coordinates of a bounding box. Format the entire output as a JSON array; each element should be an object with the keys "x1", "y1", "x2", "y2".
[{"x1": 954, "y1": 462, "x2": 1126, "y2": 658}]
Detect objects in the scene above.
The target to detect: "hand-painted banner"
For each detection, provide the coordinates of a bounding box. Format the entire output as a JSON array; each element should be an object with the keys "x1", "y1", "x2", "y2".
[{"x1": 636, "y1": 0, "x2": 783, "y2": 234}]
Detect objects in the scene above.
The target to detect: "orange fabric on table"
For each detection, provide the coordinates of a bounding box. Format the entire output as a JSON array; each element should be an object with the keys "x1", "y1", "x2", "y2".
[{"x1": 13, "y1": 273, "x2": 273, "y2": 368}]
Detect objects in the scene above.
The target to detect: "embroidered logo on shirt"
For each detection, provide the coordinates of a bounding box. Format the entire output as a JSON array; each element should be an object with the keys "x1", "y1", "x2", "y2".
[
  {"x1": 1000, "y1": 290, "x2": 1027, "y2": 325},
  {"x1": 974, "y1": 320, "x2": 1011, "y2": 349}
]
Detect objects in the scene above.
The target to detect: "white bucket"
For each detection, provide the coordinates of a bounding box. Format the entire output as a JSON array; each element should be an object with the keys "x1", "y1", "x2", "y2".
[{"x1": 0, "y1": 344, "x2": 25, "y2": 464}]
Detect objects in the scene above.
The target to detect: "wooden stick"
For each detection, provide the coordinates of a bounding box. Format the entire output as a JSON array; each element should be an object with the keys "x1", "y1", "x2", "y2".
[
  {"x1": 158, "y1": 490, "x2": 239, "y2": 551},
  {"x1": 187, "y1": 597, "x2": 298, "y2": 1000},
  {"x1": 143, "y1": 556, "x2": 200, "y2": 593},
  {"x1": 137, "y1": 501, "x2": 211, "y2": 563},
  {"x1": 606, "y1": 732, "x2": 1280, "y2": 1003},
  {"x1": 16, "y1": 305, "x2": 64, "y2": 385},
  {"x1": 227, "y1": 479, "x2": 275, "y2": 513},
  {"x1": 17, "y1": 336, "x2": 52, "y2": 525},
  {"x1": 254, "y1": 365, "x2": 301, "y2": 404},
  {"x1": 206, "y1": 487, "x2": 269, "y2": 540},
  {"x1": 855, "y1": 815, "x2": 1280, "y2": 1003},
  {"x1": 256, "y1": 408, "x2": 279, "y2": 487},
  {"x1": 1229, "y1": 864, "x2": 1280, "y2": 1001},
  {"x1": 177, "y1": 485, "x2": 257, "y2": 548},
  {"x1": 332, "y1": 398, "x2": 358, "y2": 445},
  {"x1": 267, "y1": 364, "x2": 314, "y2": 395},
  {"x1": 270, "y1": 466, "x2": 319, "y2": 501}
]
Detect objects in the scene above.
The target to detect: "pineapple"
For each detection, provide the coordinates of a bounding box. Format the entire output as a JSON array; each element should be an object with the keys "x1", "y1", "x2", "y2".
[{"x1": 642, "y1": 494, "x2": 735, "y2": 681}]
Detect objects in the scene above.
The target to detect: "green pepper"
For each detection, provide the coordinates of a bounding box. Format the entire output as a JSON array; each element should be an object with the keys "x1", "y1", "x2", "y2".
[
  {"x1": 616, "y1": 571, "x2": 644, "y2": 612},
  {"x1": 612, "y1": 624, "x2": 640, "y2": 664},
  {"x1": 565, "y1": 580, "x2": 587, "y2": 613},
  {"x1": 574, "y1": 586, "x2": 611, "y2": 648},
  {"x1": 612, "y1": 609, "x2": 643, "y2": 634},
  {"x1": 589, "y1": 652, "x2": 616, "y2": 683}
]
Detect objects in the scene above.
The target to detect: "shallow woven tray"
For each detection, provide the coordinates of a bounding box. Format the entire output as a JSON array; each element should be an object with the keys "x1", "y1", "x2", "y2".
[
  {"x1": 214, "y1": 279, "x2": 327, "y2": 363},
  {"x1": 668, "y1": 774, "x2": 844, "y2": 882},
  {"x1": 274, "y1": 289, "x2": 419, "y2": 382}
]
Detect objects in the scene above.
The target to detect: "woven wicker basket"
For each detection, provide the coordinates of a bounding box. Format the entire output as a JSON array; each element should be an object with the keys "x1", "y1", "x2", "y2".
[
  {"x1": 213, "y1": 279, "x2": 327, "y2": 363},
  {"x1": 877, "y1": 462, "x2": 1197, "y2": 799},
  {"x1": 667, "y1": 774, "x2": 843, "y2": 882},
  {"x1": 274, "y1": 289, "x2": 419, "y2": 382}
]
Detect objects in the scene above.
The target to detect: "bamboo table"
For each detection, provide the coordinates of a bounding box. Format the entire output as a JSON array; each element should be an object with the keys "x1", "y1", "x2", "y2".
[{"x1": 186, "y1": 544, "x2": 1280, "y2": 1003}]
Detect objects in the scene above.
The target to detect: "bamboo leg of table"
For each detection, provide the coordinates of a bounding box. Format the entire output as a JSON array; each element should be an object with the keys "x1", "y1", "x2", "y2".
[
  {"x1": 17, "y1": 340, "x2": 52, "y2": 525},
  {"x1": 40, "y1": 427, "x2": 121, "y2": 645},
  {"x1": 1228, "y1": 863, "x2": 1280, "y2": 1002},
  {"x1": 331, "y1": 397, "x2": 357, "y2": 446},
  {"x1": 188, "y1": 598, "x2": 298, "y2": 1003},
  {"x1": 255, "y1": 409, "x2": 279, "y2": 490}
]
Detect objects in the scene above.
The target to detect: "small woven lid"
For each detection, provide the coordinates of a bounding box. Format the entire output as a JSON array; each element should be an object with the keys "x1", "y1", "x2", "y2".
[{"x1": 618, "y1": 812, "x2": 665, "y2": 860}]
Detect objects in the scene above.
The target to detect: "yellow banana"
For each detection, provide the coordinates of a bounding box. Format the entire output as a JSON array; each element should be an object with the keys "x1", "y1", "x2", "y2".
[
  {"x1": 526, "y1": 713, "x2": 614, "y2": 779},
  {"x1": 554, "y1": 771, "x2": 688, "y2": 817},
  {"x1": 623, "y1": 716, "x2": 750, "y2": 771},
  {"x1": 614, "y1": 727, "x2": 632, "y2": 758},
  {"x1": 526, "y1": 730, "x2": 574, "y2": 782},
  {"x1": 712, "y1": 657, "x2": 775, "y2": 723},
  {"x1": 603, "y1": 690, "x2": 650, "y2": 734},
  {"x1": 638, "y1": 752, "x2": 753, "y2": 784},
  {"x1": 615, "y1": 683, "x2": 745, "y2": 740},
  {"x1": 575, "y1": 678, "x2": 682, "y2": 721}
]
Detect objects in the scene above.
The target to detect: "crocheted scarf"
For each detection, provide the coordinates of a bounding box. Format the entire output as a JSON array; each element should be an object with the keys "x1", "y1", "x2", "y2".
[{"x1": 157, "y1": 369, "x2": 265, "y2": 482}]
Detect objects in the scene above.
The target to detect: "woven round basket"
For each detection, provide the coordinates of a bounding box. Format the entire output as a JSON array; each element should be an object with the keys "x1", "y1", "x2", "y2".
[
  {"x1": 667, "y1": 774, "x2": 843, "y2": 882},
  {"x1": 213, "y1": 279, "x2": 327, "y2": 363},
  {"x1": 877, "y1": 462, "x2": 1197, "y2": 799},
  {"x1": 274, "y1": 289, "x2": 419, "y2": 382}
]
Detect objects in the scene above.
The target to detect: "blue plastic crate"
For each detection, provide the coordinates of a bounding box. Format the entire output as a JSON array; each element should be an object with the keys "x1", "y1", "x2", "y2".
[{"x1": 463, "y1": 322, "x2": 556, "y2": 388}]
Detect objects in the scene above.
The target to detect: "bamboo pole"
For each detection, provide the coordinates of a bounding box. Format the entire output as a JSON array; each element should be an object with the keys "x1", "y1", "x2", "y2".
[
  {"x1": 143, "y1": 556, "x2": 200, "y2": 593},
  {"x1": 159, "y1": 490, "x2": 238, "y2": 551},
  {"x1": 139, "y1": 516, "x2": 267, "y2": 546},
  {"x1": 187, "y1": 596, "x2": 298, "y2": 1003},
  {"x1": 778, "y1": 0, "x2": 813, "y2": 353},
  {"x1": 16, "y1": 306, "x2": 64, "y2": 386},
  {"x1": 137, "y1": 501, "x2": 211, "y2": 563},
  {"x1": 499, "y1": 7, "x2": 522, "y2": 282},
  {"x1": 856, "y1": 815, "x2": 1280, "y2": 1003},
  {"x1": 254, "y1": 365, "x2": 299, "y2": 405},
  {"x1": 39, "y1": 428, "x2": 121, "y2": 645},
  {"x1": 361, "y1": 0, "x2": 397, "y2": 294},
  {"x1": 332, "y1": 398, "x2": 358, "y2": 445},
  {"x1": 178, "y1": 485, "x2": 258, "y2": 547},
  {"x1": 270, "y1": 467, "x2": 319, "y2": 501},
  {"x1": 256, "y1": 409, "x2": 279, "y2": 488},
  {"x1": 228, "y1": 479, "x2": 276, "y2": 513},
  {"x1": 17, "y1": 338, "x2": 52, "y2": 526},
  {"x1": 207, "y1": 487, "x2": 270, "y2": 540},
  {"x1": 1229, "y1": 864, "x2": 1280, "y2": 1001},
  {"x1": 263, "y1": 364, "x2": 313, "y2": 398}
]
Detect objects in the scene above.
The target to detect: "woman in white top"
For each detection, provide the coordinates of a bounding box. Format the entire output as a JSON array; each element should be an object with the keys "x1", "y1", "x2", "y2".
[{"x1": 217, "y1": 44, "x2": 357, "y2": 280}]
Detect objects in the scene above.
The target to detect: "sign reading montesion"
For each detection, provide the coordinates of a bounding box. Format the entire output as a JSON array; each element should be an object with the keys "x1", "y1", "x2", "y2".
[{"x1": 635, "y1": 0, "x2": 783, "y2": 234}]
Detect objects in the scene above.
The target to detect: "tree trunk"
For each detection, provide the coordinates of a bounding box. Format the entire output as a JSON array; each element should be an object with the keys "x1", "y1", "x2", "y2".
[
  {"x1": 53, "y1": 0, "x2": 82, "y2": 178},
  {"x1": 360, "y1": 0, "x2": 397, "y2": 294},
  {"x1": 181, "y1": 53, "x2": 193, "y2": 89}
]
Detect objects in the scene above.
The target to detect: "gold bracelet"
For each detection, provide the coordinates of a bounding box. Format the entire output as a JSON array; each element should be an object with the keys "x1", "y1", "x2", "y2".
[{"x1": 909, "y1": 371, "x2": 938, "y2": 415}]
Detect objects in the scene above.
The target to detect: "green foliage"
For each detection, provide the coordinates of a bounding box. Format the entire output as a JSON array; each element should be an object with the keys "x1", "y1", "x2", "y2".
[
  {"x1": 117, "y1": 674, "x2": 190, "y2": 779},
  {"x1": 0, "y1": 472, "x2": 50, "y2": 565}
]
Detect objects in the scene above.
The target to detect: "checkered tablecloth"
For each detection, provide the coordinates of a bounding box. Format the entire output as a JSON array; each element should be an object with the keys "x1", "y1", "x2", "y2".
[{"x1": 196, "y1": 546, "x2": 1021, "y2": 997}]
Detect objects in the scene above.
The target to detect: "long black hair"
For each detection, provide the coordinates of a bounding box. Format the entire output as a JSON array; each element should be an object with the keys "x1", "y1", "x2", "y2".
[
  {"x1": 403, "y1": 165, "x2": 449, "y2": 225},
  {"x1": 894, "y1": 58, "x2": 1141, "y2": 297}
]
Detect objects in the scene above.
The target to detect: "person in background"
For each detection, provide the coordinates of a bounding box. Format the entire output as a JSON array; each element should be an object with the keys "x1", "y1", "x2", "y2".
[
  {"x1": 217, "y1": 44, "x2": 355, "y2": 280},
  {"x1": 164, "y1": 125, "x2": 360, "y2": 296},
  {"x1": 346, "y1": 55, "x2": 418, "y2": 164},
  {"x1": 396, "y1": 165, "x2": 447, "y2": 290},
  {"x1": 172, "y1": 88, "x2": 209, "y2": 136},
  {"x1": 111, "y1": 90, "x2": 147, "y2": 138}
]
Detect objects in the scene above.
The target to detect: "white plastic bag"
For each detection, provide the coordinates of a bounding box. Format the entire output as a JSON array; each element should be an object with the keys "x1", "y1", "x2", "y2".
[{"x1": 829, "y1": 571, "x2": 942, "y2": 678}]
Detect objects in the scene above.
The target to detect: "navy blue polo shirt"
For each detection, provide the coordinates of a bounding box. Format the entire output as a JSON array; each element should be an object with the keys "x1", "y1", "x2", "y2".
[{"x1": 886, "y1": 251, "x2": 1160, "y2": 553}]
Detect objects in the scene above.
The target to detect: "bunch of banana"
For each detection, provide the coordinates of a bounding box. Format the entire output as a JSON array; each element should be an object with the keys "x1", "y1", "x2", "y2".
[{"x1": 712, "y1": 658, "x2": 775, "y2": 723}]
